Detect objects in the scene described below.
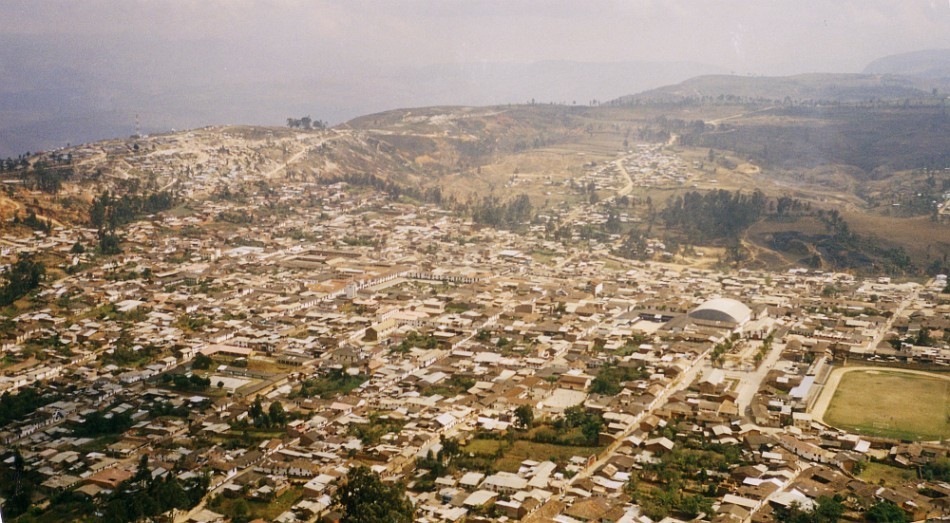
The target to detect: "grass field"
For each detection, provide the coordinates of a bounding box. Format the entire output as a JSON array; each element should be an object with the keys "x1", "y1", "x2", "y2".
[
  {"x1": 462, "y1": 438, "x2": 602, "y2": 472},
  {"x1": 212, "y1": 486, "x2": 303, "y2": 521},
  {"x1": 824, "y1": 370, "x2": 949, "y2": 441},
  {"x1": 859, "y1": 461, "x2": 916, "y2": 487}
]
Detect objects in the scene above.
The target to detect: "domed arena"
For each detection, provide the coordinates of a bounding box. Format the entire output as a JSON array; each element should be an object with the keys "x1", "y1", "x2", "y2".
[{"x1": 688, "y1": 298, "x2": 752, "y2": 325}]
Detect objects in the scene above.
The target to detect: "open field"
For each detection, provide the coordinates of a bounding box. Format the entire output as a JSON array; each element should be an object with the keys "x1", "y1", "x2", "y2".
[
  {"x1": 462, "y1": 437, "x2": 602, "y2": 473},
  {"x1": 823, "y1": 369, "x2": 949, "y2": 441},
  {"x1": 211, "y1": 486, "x2": 303, "y2": 521},
  {"x1": 859, "y1": 461, "x2": 917, "y2": 487},
  {"x1": 496, "y1": 440, "x2": 601, "y2": 472},
  {"x1": 840, "y1": 211, "x2": 950, "y2": 262}
]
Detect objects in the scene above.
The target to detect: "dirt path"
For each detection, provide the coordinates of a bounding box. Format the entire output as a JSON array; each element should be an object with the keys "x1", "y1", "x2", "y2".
[
  {"x1": 0, "y1": 195, "x2": 68, "y2": 228},
  {"x1": 263, "y1": 134, "x2": 341, "y2": 180},
  {"x1": 739, "y1": 228, "x2": 796, "y2": 268},
  {"x1": 614, "y1": 158, "x2": 634, "y2": 198},
  {"x1": 264, "y1": 145, "x2": 311, "y2": 179},
  {"x1": 708, "y1": 106, "x2": 778, "y2": 126}
]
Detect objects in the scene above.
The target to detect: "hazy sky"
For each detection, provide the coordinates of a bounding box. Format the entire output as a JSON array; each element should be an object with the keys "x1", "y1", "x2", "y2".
[
  {"x1": 1, "y1": 1, "x2": 949, "y2": 155},
  {"x1": 2, "y1": 0, "x2": 949, "y2": 75}
]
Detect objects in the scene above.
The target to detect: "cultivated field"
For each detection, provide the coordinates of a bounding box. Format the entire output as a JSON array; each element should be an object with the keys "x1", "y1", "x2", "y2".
[{"x1": 823, "y1": 369, "x2": 949, "y2": 441}]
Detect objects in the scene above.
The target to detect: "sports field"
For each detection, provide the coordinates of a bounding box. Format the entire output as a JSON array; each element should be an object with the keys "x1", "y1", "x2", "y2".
[{"x1": 823, "y1": 369, "x2": 949, "y2": 441}]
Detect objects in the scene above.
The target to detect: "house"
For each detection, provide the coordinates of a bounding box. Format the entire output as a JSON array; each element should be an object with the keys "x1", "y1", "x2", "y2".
[{"x1": 481, "y1": 471, "x2": 528, "y2": 494}]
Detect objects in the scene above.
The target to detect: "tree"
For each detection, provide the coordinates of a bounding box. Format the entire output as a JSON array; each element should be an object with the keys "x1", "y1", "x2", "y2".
[
  {"x1": 2, "y1": 449, "x2": 34, "y2": 517},
  {"x1": 134, "y1": 454, "x2": 150, "y2": 483},
  {"x1": 814, "y1": 495, "x2": 845, "y2": 523},
  {"x1": 514, "y1": 405, "x2": 534, "y2": 430},
  {"x1": 921, "y1": 457, "x2": 950, "y2": 481},
  {"x1": 98, "y1": 228, "x2": 123, "y2": 255},
  {"x1": 268, "y1": 400, "x2": 287, "y2": 426},
  {"x1": 249, "y1": 396, "x2": 264, "y2": 420},
  {"x1": 333, "y1": 465, "x2": 415, "y2": 523},
  {"x1": 192, "y1": 352, "x2": 213, "y2": 370},
  {"x1": 865, "y1": 501, "x2": 908, "y2": 523},
  {"x1": 232, "y1": 498, "x2": 250, "y2": 523}
]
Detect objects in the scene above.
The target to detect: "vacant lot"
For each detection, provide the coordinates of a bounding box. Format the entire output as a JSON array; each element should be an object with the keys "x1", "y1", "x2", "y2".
[
  {"x1": 462, "y1": 437, "x2": 602, "y2": 473},
  {"x1": 824, "y1": 370, "x2": 949, "y2": 441},
  {"x1": 860, "y1": 461, "x2": 917, "y2": 487}
]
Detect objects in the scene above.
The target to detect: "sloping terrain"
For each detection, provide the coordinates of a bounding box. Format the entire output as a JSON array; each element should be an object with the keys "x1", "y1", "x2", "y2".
[
  {"x1": 619, "y1": 73, "x2": 947, "y2": 104},
  {"x1": 863, "y1": 48, "x2": 950, "y2": 79},
  {"x1": 2, "y1": 95, "x2": 947, "y2": 276}
]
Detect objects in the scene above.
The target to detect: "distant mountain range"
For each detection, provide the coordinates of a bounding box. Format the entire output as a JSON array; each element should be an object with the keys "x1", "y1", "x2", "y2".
[
  {"x1": 863, "y1": 49, "x2": 950, "y2": 79},
  {"x1": 617, "y1": 49, "x2": 950, "y2": 105},
  {"x1": 617, "y1": 72, "x2": 948, "y2": 104},
  {"x1": 2, "y1": 40, "x2": 949, "y2": 158}
]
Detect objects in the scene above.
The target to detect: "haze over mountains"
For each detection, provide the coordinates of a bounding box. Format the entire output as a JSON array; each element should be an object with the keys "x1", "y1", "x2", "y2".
[
  {"x1": 0, "y1": 33, "x2": 723, "y2": 158},
  {"x1": 1, "y1": 43, "x2": 949, "y2": 158},
  {"x1": 863, "y1": 48, "x2": 950, "y2": 78}
]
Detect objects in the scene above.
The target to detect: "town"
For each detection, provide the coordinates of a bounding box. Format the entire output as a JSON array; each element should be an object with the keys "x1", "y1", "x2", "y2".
[{"x1": 0, "y1": 124, "x2": 947, "y2": 523}]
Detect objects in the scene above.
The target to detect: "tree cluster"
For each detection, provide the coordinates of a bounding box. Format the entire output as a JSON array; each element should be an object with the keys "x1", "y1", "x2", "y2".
[
  {"x1": 920, "y1": 457, "x2": 950, "y2": 482},
  {"x1": 395, "y1": 330, "x2": 439, "y2": 353},
  {"x1": 775, "y1": 495, "x2": 844, "y2": 523},
  {"x1": 160, "y1": 372, "x2": 211, "y2": 392},
  {"x1": 332, "y1": 465, "x2": 415, "y2": 523},
  {"x1": 293, "y1": 367, "x2": 367, "y2": 399},
  {"x1": 12, "y1": 209, "x2": 53, "y2": 233},
  {"x1": 514, "y1": 404, "x2": 534, "y2": 429},
  {"x1": 286, "y1": 116, "x2": 327, "y2": 130},
  {"x1": 471, "y1": 193, "x2": 533, "y2": 229},
  {"x1": 864, "y1": 501, "x2": 908, "y2": 523},
  {"x1": 0, "y1": 256, "x2": 45, "y2": 306},
  {"x1": 244, "y1": 397, "x2": 287, "y2": 429},
  {"x1": 628, "y1": 434, "x2": 745, "y2": 521},
  {"x1": 590, "y1": 363, "x2": 647, "y2": 395},
  {"x1": 0, "y1": 386, "x2": 61, "y2": 428},
  {"x1": 99, "y1": 467, "x2": 209, "y2": 523},
  {"x1": 73, "y1": 409, "x2": 134, "y2": 437},
  {"x1": 773, "y1": 195, "x2": 809, "y2": 217},
  {"x1": 21, "y1": 162, "x2": 73, "y2": 193},
  {"x1": 550, "y1": 405, "x2": 604, "y2": 446},
  {"x1": 191, "y1": 352, "x2": 214, "y2": 370},
  {"x1": 90, "y1": 189, "x2": 175, "y2": 254},
  {"x1": 661, "y1": 189, "x2": 767, "y2": 242},
  {"x1": 90, "y1": 189, "x2": 176, "y2": 230},
  {"x1": 414, "y1": 437, "x2": 463, "y2": 491},
  {"x1": 0, "y1": 153, "x2": 31, "y2": 172},
  {"x1": 320, "y1": 172, "x2": 452, "y2": 208}
]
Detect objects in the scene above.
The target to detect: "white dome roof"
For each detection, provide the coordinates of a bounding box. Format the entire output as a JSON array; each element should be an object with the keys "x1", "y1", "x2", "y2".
[{"x1": 688, "y1": 298, "x2": 751, "y2": 324}]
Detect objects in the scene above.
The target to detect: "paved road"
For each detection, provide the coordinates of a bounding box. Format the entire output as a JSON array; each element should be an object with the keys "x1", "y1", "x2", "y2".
[
  {"x1": 732, "y1": 340, "x2": 787, "y2": 417},
  {"x1": 864, "y1": 282, "x2": 922, "y2": 352}
]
